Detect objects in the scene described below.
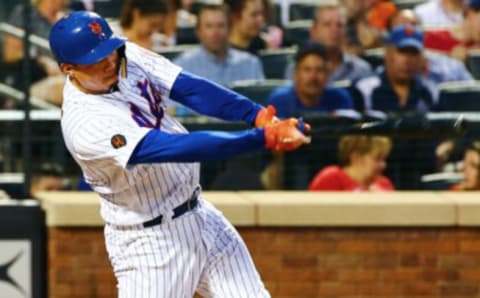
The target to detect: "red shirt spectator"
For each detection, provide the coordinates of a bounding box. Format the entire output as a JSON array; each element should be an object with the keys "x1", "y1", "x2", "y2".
[
  {"x1": 308, "y1": 135, "x2": 394, "y2": 192},
  {"x1": 309, "y1": 165, "x2": 394, "y2": 191},
  {"x1": 424, "y1": 29, "x2": 476, "y2": 54}
]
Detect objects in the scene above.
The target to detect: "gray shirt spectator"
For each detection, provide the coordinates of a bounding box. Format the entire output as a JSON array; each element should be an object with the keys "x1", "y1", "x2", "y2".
[
  {"x1": 175, "y1": 45, "x2": 265, "y2": 86},
  {"x1": 175, "y1": 3, "x2": 264, "y2": 86},
  {"x1": 283, "y1": 4, "x2": 372, "y2": 83},
  {"x1": 425, "y1": 51, "x2": 473, "y2": 83}
]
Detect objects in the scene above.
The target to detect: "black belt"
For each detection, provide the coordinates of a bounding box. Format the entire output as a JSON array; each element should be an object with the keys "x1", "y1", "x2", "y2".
[{"x1": 143, "y1": 189, "x2": 200, "y2": 228}]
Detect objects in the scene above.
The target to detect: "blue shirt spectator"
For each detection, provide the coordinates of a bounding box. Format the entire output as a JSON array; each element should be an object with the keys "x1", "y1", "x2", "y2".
[
  {"x1": 267, "y1": 84, "x2": 353, "y2": 118},
  {"x1": 269, "y1": 42, "x2": 354, "y2": 118},
  {"x1": 174, "y1": 45, "x2": 265, "y2": 86}
]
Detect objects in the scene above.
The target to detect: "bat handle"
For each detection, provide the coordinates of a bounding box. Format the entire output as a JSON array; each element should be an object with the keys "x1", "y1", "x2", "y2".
[{"x1": 297, "y1": 117, "x2": 305, "y2": 133}]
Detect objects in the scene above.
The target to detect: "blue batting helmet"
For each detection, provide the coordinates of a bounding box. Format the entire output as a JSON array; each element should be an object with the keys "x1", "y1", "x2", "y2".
[{"x1": 49, "y1": 11, "x2": 126, "y2": 65}]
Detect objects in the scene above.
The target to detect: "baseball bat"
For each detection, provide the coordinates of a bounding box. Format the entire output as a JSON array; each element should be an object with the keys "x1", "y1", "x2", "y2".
[{"x1": 308, "y1": 115, "x2": 467, "y2": 138}]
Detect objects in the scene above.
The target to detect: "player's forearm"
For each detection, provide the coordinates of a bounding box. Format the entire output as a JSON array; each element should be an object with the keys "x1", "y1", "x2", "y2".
[
  {"x1": 128, "y1": 128, "x2": 265, "y2": 164},
  {"x1": 170, "y1": 71, "x2": 262, "y2": 125}
]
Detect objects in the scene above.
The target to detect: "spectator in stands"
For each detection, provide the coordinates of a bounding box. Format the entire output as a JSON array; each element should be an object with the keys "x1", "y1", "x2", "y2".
[
  {"x1": 414, "y1": 0, "x2": 464, "y2": 27},
  {"x1": 174, "y1": 4, "x2": 265, "y2": 86},
  {"x1": 30, "y1": 162, "x2": 65, "y2": 198},
  {"x1": 226, "y1": 0, "x2": 275, "y2": 55},
  {"x1": 284, "y1": 4, "x2": 372, "y2": 83},
  {"x1": 267, "y1": 43, "x2": 353, "y2": 118},
  {"x1": 164, "y1": 0, "x2": 197, "y2": 45},
  {"x1": 450, "y1": 141, "x2": 480, "y2": 190},
  {"x1": 3, "y1": 0, "x2": 66, "y2": 62},
  {"x1": 309, "y1": 135, "x2": 394, "y2": 191},
  {"x1": 340, "y1": 0, "x2": 384, "y2": 54},
  {"x1": 365, "y1": 0, "x2": 397, "y2": 31},
  {"x1": 352, "y1": 25, "x2": 437, "y2": 113},
  {"x1": 388, "y1": 8, "x2": 473, "y2": 83},
  {"x1": 118, "y1": 0, "x2": 168, "y2": 51},
  {"x1": 2, "y1": 0, "x2": 68, "y2": 107},
  {"x1": 424, "y1": 0, "x2": 480, "y2": 62}
]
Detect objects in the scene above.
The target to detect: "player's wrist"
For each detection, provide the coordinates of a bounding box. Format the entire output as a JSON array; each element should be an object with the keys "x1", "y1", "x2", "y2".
[{"x1": 255, "y1": 105, "x2": 279, "y2": 128}]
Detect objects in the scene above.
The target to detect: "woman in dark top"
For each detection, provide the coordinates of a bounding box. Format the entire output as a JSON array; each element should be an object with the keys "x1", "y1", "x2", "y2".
[{"x1": 225, "y1": 0, "x2": 273, "y2": 55}]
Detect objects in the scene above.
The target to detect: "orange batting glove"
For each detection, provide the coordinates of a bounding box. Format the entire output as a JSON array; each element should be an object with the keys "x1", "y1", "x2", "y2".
[
  {"x1": 264, "y1": 118, "x2": 311, "y2": 151},
  {"x1": 255, "y1": 105, "x2": 279, "y2": 127}
]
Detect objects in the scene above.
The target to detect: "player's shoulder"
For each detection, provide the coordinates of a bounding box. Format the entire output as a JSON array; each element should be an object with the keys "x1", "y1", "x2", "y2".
[{"x1": 125, "y1": 41, "x2": 164, "y2": 61}]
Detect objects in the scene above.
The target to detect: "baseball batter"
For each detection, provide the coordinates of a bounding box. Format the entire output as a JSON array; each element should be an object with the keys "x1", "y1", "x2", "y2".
[{"x1": 49, "y1": 11, "x2": 310, "y2": 298}]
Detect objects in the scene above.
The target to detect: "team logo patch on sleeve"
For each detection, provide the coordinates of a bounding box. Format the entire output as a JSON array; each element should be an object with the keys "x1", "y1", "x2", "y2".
[{"x1": 111, "y1": 134, "x2": 127, "y2": 149}]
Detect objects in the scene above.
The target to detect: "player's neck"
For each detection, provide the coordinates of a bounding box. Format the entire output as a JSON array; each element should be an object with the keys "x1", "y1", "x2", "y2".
[{"x1": 70, "y1": 77, "x2": 111, "y2": 95}]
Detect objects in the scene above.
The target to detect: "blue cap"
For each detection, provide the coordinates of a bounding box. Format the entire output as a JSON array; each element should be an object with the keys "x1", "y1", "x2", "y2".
[
  {"x1": 469, "y1": 0, "x2": 480, "y2": 8},
  {"x1": 386, "y1": 25, "x2": 424, "y2": 52},
  {"x1": 49, "y1": 11, "x2": 126, "y2": 64}
]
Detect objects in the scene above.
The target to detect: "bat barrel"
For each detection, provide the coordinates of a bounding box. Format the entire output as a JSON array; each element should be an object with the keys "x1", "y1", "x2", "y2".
[{"x1": 309, "y1": 115, "x2": 467, "y2": 138}]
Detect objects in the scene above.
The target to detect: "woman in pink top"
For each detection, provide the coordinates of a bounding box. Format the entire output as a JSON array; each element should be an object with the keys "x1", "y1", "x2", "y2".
[
  {"x1": 424, "y1": 0, "x2": 480, "y2": 61},
  {"x1": 309, "y1": 135, "x2": 394, "y2": 191}
]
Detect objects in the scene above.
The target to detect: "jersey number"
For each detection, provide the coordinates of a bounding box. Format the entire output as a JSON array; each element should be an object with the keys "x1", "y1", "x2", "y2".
[{"x1": 130, "y1": 79, "x2": 164, "y2": 128}]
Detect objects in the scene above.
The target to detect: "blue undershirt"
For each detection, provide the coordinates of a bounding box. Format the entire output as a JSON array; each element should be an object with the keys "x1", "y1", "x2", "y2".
[{"x1": 129, "y1": 71, "x2": 266, "y2": 164}]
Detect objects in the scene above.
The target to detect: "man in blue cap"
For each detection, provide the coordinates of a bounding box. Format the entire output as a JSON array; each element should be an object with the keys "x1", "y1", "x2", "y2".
[
  {"x1": 352, "y1": 24, "x2": 436, "y2": 113},
  {"x1": 351, "y1": 25, "x2": 439, "y2": 190}
]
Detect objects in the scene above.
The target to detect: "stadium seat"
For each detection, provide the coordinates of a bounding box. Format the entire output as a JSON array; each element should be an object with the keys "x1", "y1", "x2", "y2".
[
  {"x1": 156, "y1": 44, "x2": 196, "y2": 61},
  {"x1": 0, "y1": 173, "x2": 24, "y2": 198},
  {"x1": 466, "y1": 50, "x2": 480, "y2": 80},
  {"x1": 94, "y1": 0, "x2": 122, "y2": 19},
  {"x1": 228, "y1": 79, "x2": 289, "y2": 105},
  {"x1": 361, "y1": 47, "x2": 384, "y2": 71},
  {"x1": 259, "y1": 47, "x2": 296, "y2": 79},
  {"x1": 176, "y1": 26, "x2": 198, "y2": 45},
  {"x1": 271, "y1": 2, "x2": 282, "y2": 27},
  {"x1": 437, "y1": 81, "x2": 480, "y2": 111},
  {"x1": 289, "y1": 2, "x2": 317, "y2": 21},
  {"x1": 393, "y1": 0, "x2": 428, "y2": 9},
  {"x1": 283, "y1": 20, "x2": 312, "y2": 47}
]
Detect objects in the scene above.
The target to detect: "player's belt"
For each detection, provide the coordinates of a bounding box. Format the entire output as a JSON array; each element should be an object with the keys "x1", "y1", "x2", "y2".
[{"x1": 142, "y1": 187, "x2": 200, "y2": 228}]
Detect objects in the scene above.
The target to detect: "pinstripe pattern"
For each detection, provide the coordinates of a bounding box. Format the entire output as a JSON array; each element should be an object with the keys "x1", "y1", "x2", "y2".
[
  {"x1": 105, "y1": 199, "x2": 269, "y2": 298},
  {"x1": 61, "y1": 42, "x2": 269, "y2": 297}
]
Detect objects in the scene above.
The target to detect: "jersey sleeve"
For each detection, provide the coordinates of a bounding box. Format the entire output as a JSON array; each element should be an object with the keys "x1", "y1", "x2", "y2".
[{"x1": 70, "y1": 106, "x2": 150, "y2": 169}]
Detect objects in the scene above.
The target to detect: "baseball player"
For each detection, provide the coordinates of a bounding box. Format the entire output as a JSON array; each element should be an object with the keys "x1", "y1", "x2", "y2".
[{"x1": 49, "y1": 11, "x2": 310, "y2": 298}]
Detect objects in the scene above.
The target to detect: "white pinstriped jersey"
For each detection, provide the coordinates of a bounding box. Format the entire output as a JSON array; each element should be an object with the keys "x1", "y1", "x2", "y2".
[{"x1": 61, "y1": 42, "x2": 200, "y2": 225}]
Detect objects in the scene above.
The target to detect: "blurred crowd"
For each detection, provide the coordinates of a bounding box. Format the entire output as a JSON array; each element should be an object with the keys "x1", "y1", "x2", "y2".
[{"x1": 0, "y1": 0, "x2": 479, "y2": 195}]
